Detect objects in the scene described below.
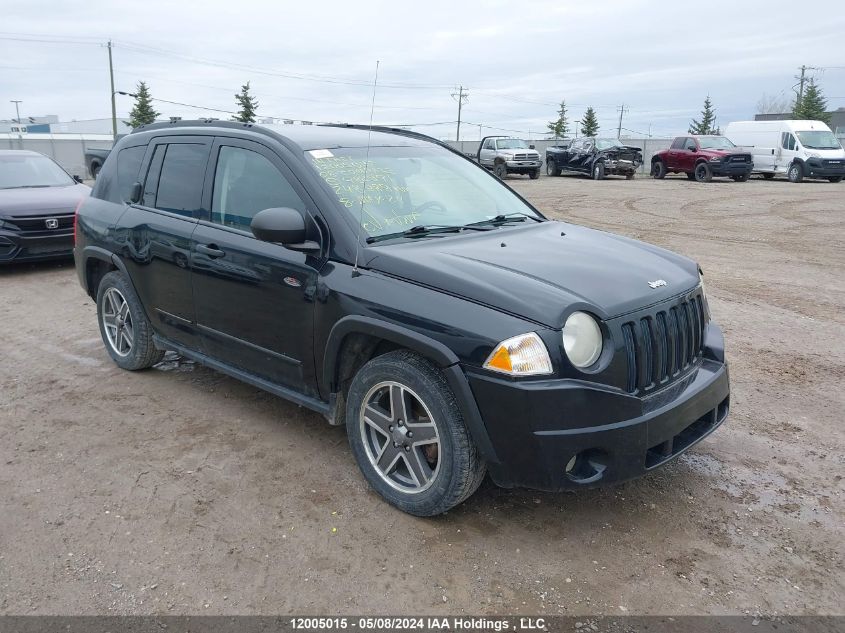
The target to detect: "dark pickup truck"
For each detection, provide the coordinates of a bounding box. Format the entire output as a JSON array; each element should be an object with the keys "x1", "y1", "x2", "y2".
[
  {"x1": 546, "y1": 138, "x2": 642, "y2": 180},
  {"x1": 652, "y1": 135, "x2": 753, "y2": 182},
  {"x1": 84, "y1": 148, "x2": 111, "y2": 178}
]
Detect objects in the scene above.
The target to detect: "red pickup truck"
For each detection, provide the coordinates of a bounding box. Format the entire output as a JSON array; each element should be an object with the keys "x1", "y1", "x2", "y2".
[{"x1": 652, "y1": 135, "x2": 753, "y2": 182}]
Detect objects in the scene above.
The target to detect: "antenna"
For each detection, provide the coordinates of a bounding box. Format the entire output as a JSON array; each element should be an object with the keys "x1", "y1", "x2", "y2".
[{"x1": 352, "y1": 60, "x2": 380, "y2": 277}]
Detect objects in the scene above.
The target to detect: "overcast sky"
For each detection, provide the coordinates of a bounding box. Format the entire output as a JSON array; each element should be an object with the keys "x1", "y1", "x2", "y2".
[{"x1": 2, "y1": 0, "x2": 844, "y2": 140}]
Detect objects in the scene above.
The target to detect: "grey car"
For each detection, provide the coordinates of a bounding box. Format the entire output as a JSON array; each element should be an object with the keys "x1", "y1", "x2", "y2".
[{"x1": 0, "y1": 150, "x2": 90, "y2": 263}]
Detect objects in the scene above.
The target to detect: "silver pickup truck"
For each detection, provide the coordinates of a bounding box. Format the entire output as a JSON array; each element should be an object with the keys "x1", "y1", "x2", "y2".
[{"x1": 476, "y1": 136, "x2": 542, "y2": 179}]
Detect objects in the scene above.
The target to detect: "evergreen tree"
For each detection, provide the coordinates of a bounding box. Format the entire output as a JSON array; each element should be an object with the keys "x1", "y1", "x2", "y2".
[
  {"x1": 793, "y1": 80, "x2": 830, "y2": 124},
  {"x1": 547, "y1": 100, "x2": 569, "y2": 139},
  {"x1": 689, "y1": 96, "x2": 717, "y2": 134},
  {"x1": 125, "y1": 81, "x2": 159, "y2": 128},
  {"x1": 234, "y1": 82, "x2": 259, "y2": 123},
  {"x1": 580, "y1": 107, "x2": 599, "y2": 137}
]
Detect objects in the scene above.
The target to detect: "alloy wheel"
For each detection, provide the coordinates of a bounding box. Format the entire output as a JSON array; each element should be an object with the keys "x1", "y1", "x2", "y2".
[
  {"x1": 359, "y1": 381, "x2": 441, "y2": 493},
  {"x1": 102, "y1": 288, "x2": 134, "y2": 357}
]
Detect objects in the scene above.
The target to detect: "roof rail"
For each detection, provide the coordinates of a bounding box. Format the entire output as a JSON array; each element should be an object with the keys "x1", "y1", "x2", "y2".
[
  {"x1": 320, "y1": 123, "x2": 455, "y2": 150},
  {"x1": 131, "y1": 119, "x2": 262, "y2": 134}
]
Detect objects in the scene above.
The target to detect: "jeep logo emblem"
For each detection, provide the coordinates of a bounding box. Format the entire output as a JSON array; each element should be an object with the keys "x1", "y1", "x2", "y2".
[
  {"x1": 45, "y1": 218, "x2": 59, "y2": 229},
  {"x1": 648, "y1": 279, "x2": 667, "y2": 289}
]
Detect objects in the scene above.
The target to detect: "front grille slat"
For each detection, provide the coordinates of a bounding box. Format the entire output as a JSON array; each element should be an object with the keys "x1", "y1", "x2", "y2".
[
  {"x1": 9, "y1": 213, "x2": 75, "y2": 233},
  {"x1": 621, "y1": 291, "x2": 708, "y2": 394}
]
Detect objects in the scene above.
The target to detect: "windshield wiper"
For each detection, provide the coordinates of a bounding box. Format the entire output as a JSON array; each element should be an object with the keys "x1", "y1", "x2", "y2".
[
  {"x1": 366, "y1": 223, "x2": 494, "y2": 244},
  {"x1": 465, "y1": 212, "x2": 544, "y2": 228}
]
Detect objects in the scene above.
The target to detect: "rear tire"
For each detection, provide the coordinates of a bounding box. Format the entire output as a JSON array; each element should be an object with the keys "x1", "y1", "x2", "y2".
[
  {"x1": 732, "y1": 174, "x2": 749, "y2": 182},
  {"x1": 787, "y1": 162, "x2": 804, "y2": 183},
  {"x1": 592, "y1": 161, "x2": 605, "y2": 180},
  {"x1": 546, "y1": 160, "x2": 561, "y2": 177},
  {"x1": 346, "y1": 350, "x2": 486, "y2": 516},
  {"x1": 652, "y1": 160, "x2": 666, "y2": 179},
  {"x1": 626, "y1": 172, "x2": 635, "y2": 180},
  {"x1": 529, "y1": 169, "x2": 540, "y2": 180},
  {"x1": 493, "y1": 162, "x2": 507, "y2": 179},
  {"x1": 96, "y1": 271, "x2": 165, "y2": 371},
  {"x1": 694, "y1": 162, "x2": 712, "y2": 183},
  {"x1": 762, "y1": 173, "x2": 775, "y2": 180}
]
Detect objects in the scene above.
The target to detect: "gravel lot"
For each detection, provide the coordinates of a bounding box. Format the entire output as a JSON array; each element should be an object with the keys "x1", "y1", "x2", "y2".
[{"x1": 1, "y1": 174, "x2": 842, "y2": 616}]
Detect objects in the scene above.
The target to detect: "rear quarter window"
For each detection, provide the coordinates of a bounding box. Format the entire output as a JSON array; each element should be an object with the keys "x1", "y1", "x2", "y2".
[{"x1": 116, "y1": 146, "x2": 146, "y2": 203}]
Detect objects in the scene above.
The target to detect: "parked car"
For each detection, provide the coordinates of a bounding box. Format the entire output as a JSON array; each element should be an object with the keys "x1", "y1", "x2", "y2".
[
  {"x1": 652, "y1": 135, "x2": 753, "y2": 182},
  {"x1": 0, "y1": 150, "x2": 90, "y2": 264},
  {"x1": 85, "y1": 148, "x2": 111, "y2": 179},
  {"x1": 546, "y1": 137, "x2": 642, "y2": 180},
  {"x1": 477, "y1": 136, "x2": 542, "y2": 179},
  {"x1": 723, "y1": 120, "x2": 844, "y2": 183},
  {"x1": 74, "y1": 121, "x2": 730, "y2": 516}
]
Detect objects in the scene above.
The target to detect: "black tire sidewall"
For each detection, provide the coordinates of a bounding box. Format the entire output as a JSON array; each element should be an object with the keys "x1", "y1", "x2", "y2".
[
  {"x1": 345, "y1": 350, "x2": 480, "y2": 516},
  {"x1": 96, "y1": 271, "x2": 162, "y2": 370},
  {"x1": 494, "y1": 163, "x2": 507, "y2": 179},
  {"x1": 593, "y1": 161, "x2": 605, "y2": 180},
  {"x1": 695, "y1": 163, "x2": 711, "y2": 182},
  {"x1": 652, "y1": 161, "x2": 666, "y2": 179},
  {"x1": 788, "y1": 163, "x2": 803, "y2": 183}
]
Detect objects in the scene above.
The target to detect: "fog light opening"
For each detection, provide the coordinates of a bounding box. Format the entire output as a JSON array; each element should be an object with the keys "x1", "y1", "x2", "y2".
[{"x1": 565, "y1": 448, "x2": 609, "y2": 484}]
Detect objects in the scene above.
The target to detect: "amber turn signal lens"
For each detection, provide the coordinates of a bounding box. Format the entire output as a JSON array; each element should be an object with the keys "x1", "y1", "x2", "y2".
[{"x1": 483, "y1": 332, "x2": 553, "y2": 376}]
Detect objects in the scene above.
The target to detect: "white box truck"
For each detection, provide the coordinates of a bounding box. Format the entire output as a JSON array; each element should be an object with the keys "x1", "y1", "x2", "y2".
[{"x1": 723, "y1": 120, "x2": 844, "y2": 183}]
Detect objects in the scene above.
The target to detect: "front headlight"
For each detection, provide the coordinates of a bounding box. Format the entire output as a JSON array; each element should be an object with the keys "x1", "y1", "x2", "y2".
[
  {"x1": 483, "y1": 332, "x2": 553, "y2": 376},
  {"x1": 806, "y1": 151, "x2": 821, "y2": 159},
  {"x1": 709, "y1": 156, "x2": 723, "y2": 163},
  {"x1": 562, "y1": 312, "x2": 603, "y2": 368}
]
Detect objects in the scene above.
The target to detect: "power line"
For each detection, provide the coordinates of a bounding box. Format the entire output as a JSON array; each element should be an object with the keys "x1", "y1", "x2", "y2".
[{"x1": 451, "y1": 86, "x2": 468, "y2": 141}]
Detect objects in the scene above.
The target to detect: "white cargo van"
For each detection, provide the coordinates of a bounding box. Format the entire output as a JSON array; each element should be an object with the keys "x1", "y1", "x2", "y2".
[{"x1": 724, "y1": 120, "x2": 844, "y2": 183}]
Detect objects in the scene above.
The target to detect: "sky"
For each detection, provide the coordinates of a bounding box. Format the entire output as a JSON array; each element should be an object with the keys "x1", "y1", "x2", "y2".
[{"x1": 2, "y1": 0, "x2": 844, "y2": 140}]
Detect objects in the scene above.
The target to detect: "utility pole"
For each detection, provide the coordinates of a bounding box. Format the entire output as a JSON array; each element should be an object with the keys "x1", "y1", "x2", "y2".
[
  {"x1": 107, "y1": 40, "x2": 117, "y2": 140},
  {"x1": 795, "y1": 65, "x2": 820, "y2": 105},
  {"x1": 617, "y1": 104, "x2": 626, "y2": 138},
  {"x1": 10, "y1": 100, "x2": 22, "y2": 124},
  {"x1": 451, "y1": 85, "x2": 468, "y2": 142}
]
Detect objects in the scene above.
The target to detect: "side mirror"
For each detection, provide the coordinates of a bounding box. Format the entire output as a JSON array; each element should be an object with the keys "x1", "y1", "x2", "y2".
[
  {"x1": 251, "y1": 207, "x2": 319, "y2": 253},
  {"x1": 689, "y1": 146, "x2": 697, "y2": 152},
  {"x1": 73, "y1": 175, "x2": 84, "y2": 184},
  {"x1": 529, "y1": 144, "x2": 535, "y2": 149}
]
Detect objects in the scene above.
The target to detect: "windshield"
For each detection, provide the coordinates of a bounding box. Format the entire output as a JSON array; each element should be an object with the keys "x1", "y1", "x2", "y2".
[
  {"x1": 796, "y1": 130, "x2": 841, "y2": 150},
  {"x1": 307, "y1": 145, "x2": 542, "y2": 239},
  {"x1": 594, "y1": 139, "x2": 625, "y2": 150},
  {"x1": 697, "y1": 136, "x2": 736, "y2": 149},
  {"x1": 0, "y1": 153, "x2": 74, "y2": 189},
  {"x1": 495, "y1": 139, "x2": 529, "y2": 150}
]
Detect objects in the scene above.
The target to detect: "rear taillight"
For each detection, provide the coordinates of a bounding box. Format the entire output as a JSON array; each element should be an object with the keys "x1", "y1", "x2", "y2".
[{"x1": 73, "y1": 198, "x2": 84, "y2": 246}]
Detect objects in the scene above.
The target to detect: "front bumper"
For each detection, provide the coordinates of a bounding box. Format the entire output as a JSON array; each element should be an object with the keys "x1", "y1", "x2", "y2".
[
  {"x1": 0, "y1": 228, "x2": 74, "y2": 263},
  {"x1": 711, "y1": 160, "x2": 754, "y2": 177},
  {"x1": 604, "y1": 159, "x2": 640, "y2": 175},
  {"x1": 805, "y1": 158, "x2": 845, "y2": 178},
  {"x1": 505, "y1": 160, "x2": 542, "y2": 172},
  {"x1": 467, "y1": 326, "x2": 730, "y2": 491}
]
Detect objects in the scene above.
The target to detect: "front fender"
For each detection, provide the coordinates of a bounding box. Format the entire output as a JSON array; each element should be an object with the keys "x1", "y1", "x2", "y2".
[{"x1": 322, "y1": 315, "x2": 500, "y2": 463}]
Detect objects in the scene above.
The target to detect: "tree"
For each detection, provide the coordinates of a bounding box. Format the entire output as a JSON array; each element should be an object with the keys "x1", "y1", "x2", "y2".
[
  {"x1": 234, "y1": 82, "x2": 259, "y2": 123},
  {"x1": 793, "y1": 79, "x2": 830, "y2": 124},
  {"x1": 547, "y1": 100, "x2": 569, "y2": 139},
  {"x1": 580, "y1": 107, "x2": 599, "y2": 137},
  {"x1": 756, "y1": 92, "x2": 791, "y2": 115},
  {"x1": 125, "y1": 81, "x2": 159, "y2": 128},
  {"x1": 689, "y1": 96, "x2": 717, "y2": 134}
]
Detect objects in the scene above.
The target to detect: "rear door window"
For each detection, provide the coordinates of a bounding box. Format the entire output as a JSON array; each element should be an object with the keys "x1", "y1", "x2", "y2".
[{"x1": 154, "y1": 144, "x2": 210, "y2": 216}]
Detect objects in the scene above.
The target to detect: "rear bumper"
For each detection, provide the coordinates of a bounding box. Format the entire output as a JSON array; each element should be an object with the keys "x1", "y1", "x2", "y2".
[
  {"x1": 0, "y1": 229, "x2": 74, "y2": 263},
  {"x1": 711, "y1": 161, "x2": 754, "y2": 177},
  {"x1": 467, "y1": 327, "x2": 730, "y2": 491}
]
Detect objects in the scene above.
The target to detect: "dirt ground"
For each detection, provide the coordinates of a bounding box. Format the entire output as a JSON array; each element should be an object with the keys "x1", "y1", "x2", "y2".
[{"x1": 0, "y1": 173, "x2": 842, "y2": 617}]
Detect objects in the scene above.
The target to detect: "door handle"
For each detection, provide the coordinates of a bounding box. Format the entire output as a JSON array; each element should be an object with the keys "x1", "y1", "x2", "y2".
[{"x1": 196, "y1": 243, "x2": 225, "y2": 258}]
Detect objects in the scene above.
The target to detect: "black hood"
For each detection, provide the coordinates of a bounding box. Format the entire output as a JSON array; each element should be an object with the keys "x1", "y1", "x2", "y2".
[
  {"x1": 365, "y1": 222, "x2": 699, "y2": 327},
  {"x1": 0, "y1": 183, "x2": 90, "y2": 217}
]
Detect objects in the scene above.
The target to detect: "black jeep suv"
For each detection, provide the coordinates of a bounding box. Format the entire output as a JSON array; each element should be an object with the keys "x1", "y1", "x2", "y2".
[{"x1": 74, "y1": 120, "x2": 730, "y2": 516}]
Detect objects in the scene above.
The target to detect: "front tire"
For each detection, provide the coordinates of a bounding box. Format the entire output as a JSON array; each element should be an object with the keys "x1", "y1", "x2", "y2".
[
  {"x1": 787, "y1": 162, "x2": 804, "y2": 183},
  {"x1": 346, "y1": 350, "x2": 486, "y2": 516},
  {"x1": 546, "y1": 160, "x2": 561, "y2": 177},
  {"x1": 96, "y1": 271, "x2": 165, "y2": 370},
  {"x1": 652, "y1": 160, "x2": 666, "y2": 179},
  {"x1": 529, "y1": 168, "x2": 540, "y2": 180},
  {"x1": 694, "y1": 162, "x2": 712, "y2": 183},
  {"x1": 626, "y1": 171, "x2": 635, "y2": 180},
  {"x1": 592, "y1": 161, "x2": 605, "y2": 180},
  {"x1": 493, "y1": 162, "x2": 507, "y2": 179}
]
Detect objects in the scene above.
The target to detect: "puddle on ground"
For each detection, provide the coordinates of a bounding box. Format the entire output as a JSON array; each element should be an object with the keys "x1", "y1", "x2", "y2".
[
  {"x1": 153, "y1": 351, "x2": 196, "y2": 373},
  {"x1": 678, "y1": 452, "x2": 839, "y2": 529}
]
